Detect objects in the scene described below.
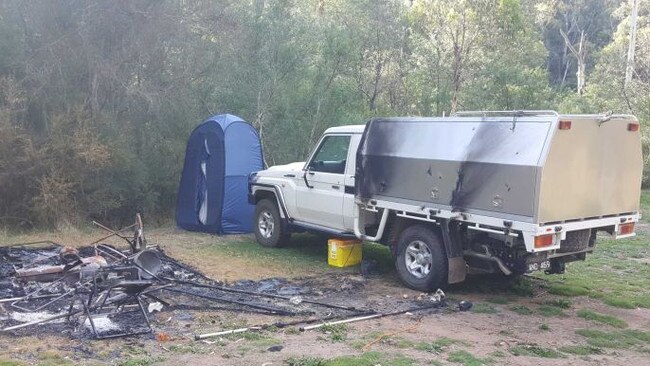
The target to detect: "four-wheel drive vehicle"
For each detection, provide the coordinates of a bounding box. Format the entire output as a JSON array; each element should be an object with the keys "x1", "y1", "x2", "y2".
[{"x1": 248, "y1": 111, "x2": 642, "y2": 291}]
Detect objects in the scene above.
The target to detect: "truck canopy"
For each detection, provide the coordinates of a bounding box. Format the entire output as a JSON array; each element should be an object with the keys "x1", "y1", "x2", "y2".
[{"x1": 356, "y1": 112, "x2": 642, "y2": 224}]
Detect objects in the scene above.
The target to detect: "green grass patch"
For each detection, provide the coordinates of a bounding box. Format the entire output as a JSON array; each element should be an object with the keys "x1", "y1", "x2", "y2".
[
  {"x1": 0, "y1": 360, "x2": 26, "y2": 366},
  {"x1": 35, "y1": 351, "x2": 74, "y2": 366},
  {"x1": 485, "y1": 296, "x2": 510, "y2": 304},
  {"x1": 534, "y1": 234, "x2": 650, "y2": 309},
  {"x1": 509, "y1": 344, "x2": 564, "y2": 358},
  {"x1": 603, "y1": 297, "x2": 636, "y2": 309},
  {"x1": 640, "y1": 190, "x2": 650, "y2": 222},
  {"x1": 539, "y1": 323, "x2": 550, "y2": 330},
  {"x1": 509, "y1": 277, "x2": 535, "y2": 297},
  {"x1": 577, "y1": 309, "x2": 628, "y2": 328},
  {"x1": 489, "y1": 350, "x2": 506, "y2": 358},
  {"x1": 558, "y1": 345, "x2": 604, "y2": 355},
  {"x1": 209, "y1": 234, "x2": 330, "y2": 271},
  {"x1": 118, "y1": 358, "x2": 154, "y2": 366},
  {"x1": 447, "y1": 350, "x2": 493, "y2": 366},
  {"x1": 285, "y1": 357, "x2": 325, "y2": 366},
  {"x1": 414, "y1": 337, "x2": 459, "y2": 353},
  {"x1": 547, "y1": 284, "x2": 589, "y2": 297},
  {"x1": 362, "y1": 243, "x2": 395, "y2": 273},
  {"x1": 537, "y1": 305, "x2": 565, "y2": 317},
  {"x1": 510, "y1": 304, "x2": 533, "y2": 315},
  {"x1": 543, "y1": 299, "x2": 572, "y2": 309},
  {"x1": 471, "y1": 303, "x2": 499, "y2": 314},
  {"x1": 576, "y1": 329, "x2": 650, "y2": 349},
  {"x1": 319, "y1": 324, "x2": 348, "y2": 342},
  {"x1": 207, "y1": 236, "x2": 397, "y2": 275},
  {"x1": 296, "y1": 351, "x2": 414, "y2": 366}
]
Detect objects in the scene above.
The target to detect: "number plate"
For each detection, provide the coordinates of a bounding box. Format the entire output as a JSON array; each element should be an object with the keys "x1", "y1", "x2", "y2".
[{"x1": 527, "y1": 260, "x2": 551, "y2": 273}]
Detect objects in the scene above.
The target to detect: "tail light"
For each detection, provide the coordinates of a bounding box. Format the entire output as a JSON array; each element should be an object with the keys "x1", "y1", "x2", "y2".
[
  {"x1": 619, "y1": 222, "x2": 635, "y2": 235},
  {"x1": 559, "y1": 120, "x2": 572, "y2": 130},
  {"x1": 534, "y1": 234, "x2": 554, "y2": 248},
  {"x1": 628, "y1": 123, "x2": 639, "y2": 132}
]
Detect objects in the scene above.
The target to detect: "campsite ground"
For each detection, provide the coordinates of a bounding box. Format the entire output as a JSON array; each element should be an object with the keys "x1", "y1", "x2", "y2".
[{"x1": 1, "y1": 195, "x2": 649, "y2": 366}]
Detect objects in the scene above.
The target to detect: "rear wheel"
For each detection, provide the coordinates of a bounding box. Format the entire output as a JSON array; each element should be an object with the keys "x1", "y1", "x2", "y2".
[
  {"x1": 254, "y1": 199, "x2": 290, "y2": 247},
  {"x1": 395, "y1": 224, "x2": 448, "y2": 291}
]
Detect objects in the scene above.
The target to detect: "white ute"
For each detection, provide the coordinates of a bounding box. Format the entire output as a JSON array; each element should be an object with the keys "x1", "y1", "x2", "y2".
[{"x1": 248, "y1": 111, "x2": 642, "y2": 291}]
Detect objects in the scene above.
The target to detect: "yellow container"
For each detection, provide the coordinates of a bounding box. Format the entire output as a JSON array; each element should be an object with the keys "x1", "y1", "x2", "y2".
[{"x1": 328, "y1": 239, "x2": 362, "y2": 267}]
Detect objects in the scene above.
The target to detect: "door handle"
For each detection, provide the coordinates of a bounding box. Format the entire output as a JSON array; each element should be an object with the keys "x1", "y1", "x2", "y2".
[
  {"x1": 331, "y1": 185, "x2": 340, "y2": 189},
  {"x1": 308, "y1": 171, "x2": 315, "y2": 176},
  {"x1": 283, "y1": 174, "x2": 296, "y2": 178}
]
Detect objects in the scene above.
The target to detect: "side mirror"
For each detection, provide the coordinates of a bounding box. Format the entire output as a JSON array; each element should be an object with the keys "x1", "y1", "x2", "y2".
[{"x1": 303, "y1": 167, "x2": 314, "y2": 189}]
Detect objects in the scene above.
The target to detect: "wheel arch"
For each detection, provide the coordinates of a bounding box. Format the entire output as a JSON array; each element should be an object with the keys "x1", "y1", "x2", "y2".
[
  {"x1": 388, "y1": 217, "x2": 467, "y2": 284},
  {"x1": 251, "y1": 184, "x2": 290, "y2": 220}
]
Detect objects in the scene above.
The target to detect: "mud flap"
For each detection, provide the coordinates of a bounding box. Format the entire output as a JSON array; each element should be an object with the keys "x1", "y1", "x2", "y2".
[{"x1": 440, "y1": 219, "x2": 467, "y2": 284}]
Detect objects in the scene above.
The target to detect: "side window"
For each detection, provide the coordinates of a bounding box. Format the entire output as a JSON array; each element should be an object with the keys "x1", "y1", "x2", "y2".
[{"x1": 308, "y1": 135, "x2": 351, "y2": 174}]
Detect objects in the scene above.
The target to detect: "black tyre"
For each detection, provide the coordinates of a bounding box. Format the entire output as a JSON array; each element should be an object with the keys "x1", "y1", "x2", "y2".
[
  {"x1": 395, "y1": 224, "x2": 448, "y2": 291},
  {"x1": 254, "y1": 199, "x2": 290, "y2": 248},
  {"x1": 558, "y1": 229, "x2": 591, "y2": 253}
]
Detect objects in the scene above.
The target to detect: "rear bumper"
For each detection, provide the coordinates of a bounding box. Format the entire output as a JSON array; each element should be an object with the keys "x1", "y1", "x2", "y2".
[{"x1": 522, "y1": 212, "x2": 639, "y2": 252}]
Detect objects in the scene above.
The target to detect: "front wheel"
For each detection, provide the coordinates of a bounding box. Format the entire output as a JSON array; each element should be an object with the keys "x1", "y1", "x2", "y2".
[
  {"x1": 395, "y1": 224, "x2": 448, "y2": 291},
  {"x1": 254, "y1": 198, "x2": 290, "y2": 247}
]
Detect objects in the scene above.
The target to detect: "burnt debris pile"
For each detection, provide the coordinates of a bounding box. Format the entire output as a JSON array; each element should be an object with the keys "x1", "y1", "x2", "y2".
[{"x1": 0, "y1": 216, "x2": 448, "y2": 340}]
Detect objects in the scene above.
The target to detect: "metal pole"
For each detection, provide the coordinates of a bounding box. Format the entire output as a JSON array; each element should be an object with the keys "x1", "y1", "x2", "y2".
[
  {"x1": 194, "y1": 312, "x2": 374, "y2": 340},
  {"x1": 300, "y1": 313, "x2": 383, "y2": 331},
  {"x1": 195, "y1": 326, "x2": 263, "y2": 340},
  {"x1": 299, "y1": 302, "x2": 443, "y2": 331}
]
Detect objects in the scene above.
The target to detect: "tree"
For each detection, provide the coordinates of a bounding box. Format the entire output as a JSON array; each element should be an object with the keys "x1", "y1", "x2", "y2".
[{"x1": 625, "y1": 0, "x2": 640, "y2": 87}]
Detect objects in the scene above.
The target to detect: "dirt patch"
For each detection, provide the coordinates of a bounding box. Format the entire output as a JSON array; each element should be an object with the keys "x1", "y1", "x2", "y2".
[{"x1": 0, "y1": 228, "x2": 649, "y2": 366}]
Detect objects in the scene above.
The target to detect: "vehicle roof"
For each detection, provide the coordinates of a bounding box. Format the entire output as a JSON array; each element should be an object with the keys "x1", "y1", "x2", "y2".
[{"x1": 324, "y1": 125, "x2": 366, "y2": 134}]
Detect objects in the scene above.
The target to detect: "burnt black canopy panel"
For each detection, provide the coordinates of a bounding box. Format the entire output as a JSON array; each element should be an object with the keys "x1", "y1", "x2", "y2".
[{"x1": 356, "y1": 117, "x2": 551, "y2": 219}]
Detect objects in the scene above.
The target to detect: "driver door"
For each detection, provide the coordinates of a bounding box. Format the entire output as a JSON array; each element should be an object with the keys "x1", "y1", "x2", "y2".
[{"x1": 295, "y1": 134, "x2": 351, "y2": 230}]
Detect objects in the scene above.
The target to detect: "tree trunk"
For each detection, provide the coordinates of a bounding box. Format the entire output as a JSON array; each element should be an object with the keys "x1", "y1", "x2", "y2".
[{"x1": 625, "y1": 0, "x2": 639, "y2": 87}]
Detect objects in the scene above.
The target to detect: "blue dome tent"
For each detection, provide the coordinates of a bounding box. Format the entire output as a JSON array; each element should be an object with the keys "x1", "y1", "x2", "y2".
[{"x1": 176, "y1": 114, "x2": 263, "y2": 234}]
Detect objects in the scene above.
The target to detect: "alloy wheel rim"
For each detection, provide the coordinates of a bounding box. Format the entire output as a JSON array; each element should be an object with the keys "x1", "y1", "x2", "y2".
[
  {"x1": 404, "y1": 240, "x2": 432, "y2": 278},
  {"x1": 258, "y1": 211, "x2": 275, "y2": 238}
]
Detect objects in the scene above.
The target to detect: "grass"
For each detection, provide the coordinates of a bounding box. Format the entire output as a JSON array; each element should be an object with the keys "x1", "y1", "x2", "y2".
[
  {"x1": 285, "y1": 357, "x2": 325, "y2": 366},
  {"x1": 414, "y1": 337, "x2": 459, "y2": 353},
  {"x1": 558, "y1": 345, "x2": 604, "y2": 355},
  {"x1": 35, "y1": 351, "x2": 74, "y2": 366},
  {"x1": 577, "y1": 309, "x2": 628, "y2": 328},
  {"x1": 537, "y1": 305, "x2": 565, "y2": 317},
  {"x1": 543, "y1": 299, "x2": 572, "y2": 309},
  {"x1": 209, "y1": 235, "x2": 331, "y2": 271},
  {"x1": 0, "y1": 360, "x2": 25, "y2": 366},
  {"x1": 471, "y1": 303, "x2": 499, "y2": 314},
  {"x1": 576, "y1": 329, "x2": 650, "y2": 349},
  {"x1": 319, "y1": 324, "x2": 348, "y2": 342},
  {"x1": 447, "y1": 350, "x2": 493, "y2": 366},
  {"x1": 536, "y1": 234, "x2": 650, "y2": 309},
  {"x1": 362, "y1": 243, "x2": 395, "y2": 273},
  {"x1": 640, "y1": 190, "x2": 650, "y2": 222},
  {"x1": 539, "y1": 323, "x2": 550, "y2": 331},
  {"x1": 485, "y1": 296, "x2": 510, "y2": 304},
  {"x1": 489, "y1": 350, "x2": 506, "y2": 358},
  {"x1": 509, "y1": 344, "x2": 564, "y2": 358},
  {"x1": 198, "y1": 234, "x2": 397, "y2": 276},
  {"x1": 509, "y1": 304, "x2": 533, "y2": 315},
  {"x1": 285, "y1": 352, "x2": 415, "y2": 366},
  {"x1": 118, "y1": 358, "x2": 155, "y2": 366},
  {"x1": 451, "y1": 275, "x2": 534, "y2": 297}
]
